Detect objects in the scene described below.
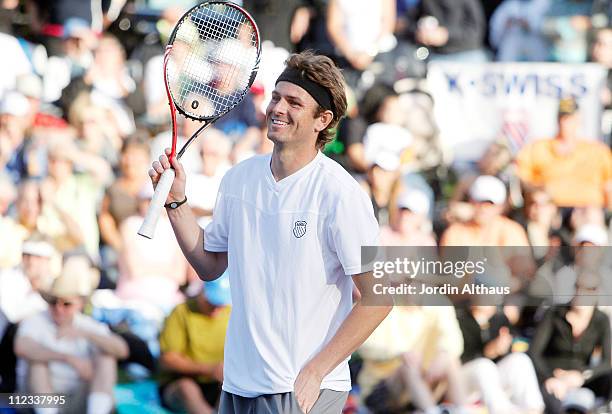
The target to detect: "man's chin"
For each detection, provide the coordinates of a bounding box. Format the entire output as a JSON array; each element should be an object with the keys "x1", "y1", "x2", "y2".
[{"x1": 266, "y1": 133, "x2": 286, "y2": 144}]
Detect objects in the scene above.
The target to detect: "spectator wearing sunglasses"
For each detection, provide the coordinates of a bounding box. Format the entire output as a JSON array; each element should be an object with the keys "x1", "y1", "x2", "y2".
[{"x1": 14, "y1": 256, "x2": 128, "y2": 414}]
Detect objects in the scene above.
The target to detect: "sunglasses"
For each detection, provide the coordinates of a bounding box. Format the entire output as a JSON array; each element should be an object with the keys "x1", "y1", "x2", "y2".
[
  {"x1": 575, "y1": 284, "x2": 599, "y2": 292},
  {"x1": 49, "y1": 298, "x2": 76, "y2": 308}
]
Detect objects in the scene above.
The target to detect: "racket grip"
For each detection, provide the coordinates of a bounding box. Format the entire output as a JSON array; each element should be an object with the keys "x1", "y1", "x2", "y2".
[{"x1": 138, "y1": 169, "x2": 176, "y2": 239}]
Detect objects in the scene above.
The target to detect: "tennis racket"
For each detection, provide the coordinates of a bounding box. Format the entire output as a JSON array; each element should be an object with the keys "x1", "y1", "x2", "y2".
[{"x1": 138, "y1": 1, "x2": 261, "y2": 239}]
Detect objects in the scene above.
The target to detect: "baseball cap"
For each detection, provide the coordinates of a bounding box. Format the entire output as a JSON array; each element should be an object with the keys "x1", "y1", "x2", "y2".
[
  {"x1": 0, "y1": 91, "x2": 30, "y2": 116},
  {"x1": 372, "y1": 152, "x2": 400, "y2": 172},
  {"x1": 203, "y1": 272, "x2": 231, "y2": 306},
  {"x1": 22, "y1": 239, "x2": 56, "y2": 258},
  {"x1": 558, "y1": 97, "x2": 579, "y2": 116},
  {"x1": 469, "y1": 175, "x2": 507, "y2": 205},
  {"x1": 574, "y1": 224, "x2": 609, "y2": 246},
  {"x1": 397, "y1": 190, "x2": 430, "y2": 215}
]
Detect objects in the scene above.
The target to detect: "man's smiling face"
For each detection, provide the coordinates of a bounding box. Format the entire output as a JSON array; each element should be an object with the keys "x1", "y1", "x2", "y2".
[{"x1": 265, "y1": 81, "x2": 330, "y2": 148}]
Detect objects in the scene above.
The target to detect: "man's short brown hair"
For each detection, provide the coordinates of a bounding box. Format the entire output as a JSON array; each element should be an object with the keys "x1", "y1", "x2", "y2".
[{"x1": 283, "y1": 51, "x2": 347, "y2": 149}]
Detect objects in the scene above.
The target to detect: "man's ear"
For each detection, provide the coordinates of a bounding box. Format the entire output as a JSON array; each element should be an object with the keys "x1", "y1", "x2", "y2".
[{"x1": 314, "y1": 110, "x2": 334, "y2": 133}]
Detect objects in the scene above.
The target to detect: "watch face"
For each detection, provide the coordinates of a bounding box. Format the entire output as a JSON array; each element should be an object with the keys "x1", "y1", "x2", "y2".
[{"x1": 170, "y1": 202, "x2": 178, "y2": 208}]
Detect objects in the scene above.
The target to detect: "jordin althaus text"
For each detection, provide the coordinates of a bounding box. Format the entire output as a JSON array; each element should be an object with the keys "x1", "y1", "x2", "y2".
[{"x1": 373, "y1": 283, "x2": 511, "y2": 296}]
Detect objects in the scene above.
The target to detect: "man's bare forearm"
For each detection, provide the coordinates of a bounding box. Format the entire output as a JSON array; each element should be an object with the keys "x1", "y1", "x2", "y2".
[
  {"x1": 14, "y1": 337, "x2": 69, "y2": 363},
  {"x1": 161, "y1": 352, "x2": 217, "y2": 377},
  {"x1": 302, "y1": 271, "x2": 392, "y2": 379},
  {"x1": 304, "y1": 302, "x2": 392, "y2": 379},
  {"x1": 167, "y1": 204, "x2": 226, "y2": 280},
  {"x1": 82, "y1": 330, "x2": 129, "y2": 359}
]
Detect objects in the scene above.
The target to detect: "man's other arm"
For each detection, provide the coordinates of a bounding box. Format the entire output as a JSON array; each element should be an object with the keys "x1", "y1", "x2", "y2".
[{"x1": 294, "y1": 271, "x2": 392, "y2": 412}]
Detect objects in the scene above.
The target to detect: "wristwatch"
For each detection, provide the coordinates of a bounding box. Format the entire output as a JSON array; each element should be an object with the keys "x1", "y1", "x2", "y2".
[{"x1": 164, "y1": 196, "x2": 187, "y2": 209}]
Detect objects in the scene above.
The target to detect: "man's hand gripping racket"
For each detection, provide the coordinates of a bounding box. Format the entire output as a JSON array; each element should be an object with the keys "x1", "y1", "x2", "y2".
[{"x1": 139, "y1": 1, "x2": 261, "y2": 238}]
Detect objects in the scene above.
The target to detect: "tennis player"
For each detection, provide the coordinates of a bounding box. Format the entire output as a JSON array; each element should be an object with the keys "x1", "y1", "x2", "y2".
[{"x1": 149, "y1": 51, "x2": 392, "y2": 414}]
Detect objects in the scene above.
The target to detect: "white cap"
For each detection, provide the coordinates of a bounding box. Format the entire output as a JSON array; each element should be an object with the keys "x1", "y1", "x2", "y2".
[
  {"x1": 372, "y1": 152, "x2": 400, "y2": 171},
  {"x1": 469, "y1": 175, "x2": 507, "y2": 205},
  {"x1": 397, "y1": 190, "x2": 430, "y2": 215},
  {"x1": 364, "y1": 123, "x2": 412, "y2": 165},
  {"x1": 574, "y1": 224, "x2": 609, "y2": 246},
  {"x1": 0, "y1": 91, "x2": 30, "y2": 116},
  {"x1": 22, "y1": 240, "x2": 56, "y2": 258}
]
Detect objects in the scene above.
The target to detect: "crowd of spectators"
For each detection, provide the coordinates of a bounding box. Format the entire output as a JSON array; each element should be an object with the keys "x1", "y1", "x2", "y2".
[{"x1": 0, "y1": 0, "x2": 611, "y2": 413}]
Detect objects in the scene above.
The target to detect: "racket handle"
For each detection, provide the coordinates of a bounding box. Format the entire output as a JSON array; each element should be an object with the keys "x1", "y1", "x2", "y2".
[{"x1": 138, "y1": 169, "x2": 176, "y2": 239}]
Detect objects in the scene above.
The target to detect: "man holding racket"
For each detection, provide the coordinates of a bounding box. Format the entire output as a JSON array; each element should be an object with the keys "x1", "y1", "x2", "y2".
[{"x1": 149, "y1": 51, "x2": 391, "y2": 414}]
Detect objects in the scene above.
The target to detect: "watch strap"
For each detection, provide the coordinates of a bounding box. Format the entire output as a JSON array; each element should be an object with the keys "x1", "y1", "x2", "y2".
[{"x1": 164, "y1": 196, "x2": 187, "y2": 209}]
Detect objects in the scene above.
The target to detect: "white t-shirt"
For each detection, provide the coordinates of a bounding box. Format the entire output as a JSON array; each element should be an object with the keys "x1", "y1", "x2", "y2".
[
  {"x1": 16, "y1": 311, "x2": 111, "y2": 393},
  {"x1": 204, "y1": 152, "x2": 379, "y2": 397}
]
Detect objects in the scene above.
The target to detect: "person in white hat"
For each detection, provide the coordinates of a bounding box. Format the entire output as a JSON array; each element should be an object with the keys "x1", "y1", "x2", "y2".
[
  {"x1": 14, "y1": 256, "x2": 128, "y2": 414},
  {"x1": 573, "y1": 224, "x2": 609, "y2": 247},
  {"x1": 0, "y1": 233, "x2": 57, "y2": 326},
  {"x1": 380, "y1": 189, "x2": 436, "y2": 246},
  {"x1": 0, "y1": 233, "x2": 57, "y2": 394},
  {"x1": 441, "y1": 175, "x2": 530, "y2": 247},
  {"x1": 440, "y1": 175, "x2": 534, "y2": 295},
  {"x1": 366, "y1": 152, "x2": 401, "y2": 226}
]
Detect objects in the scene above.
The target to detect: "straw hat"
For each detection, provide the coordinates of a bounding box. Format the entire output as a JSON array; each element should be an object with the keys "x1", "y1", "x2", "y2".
[{"x1": 42, "y1": 256, "x2": 99, "y2": 301}]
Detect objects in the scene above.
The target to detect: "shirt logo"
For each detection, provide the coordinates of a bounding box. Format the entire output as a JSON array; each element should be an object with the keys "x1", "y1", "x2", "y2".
[{"x1": 293, "y1": 221, "x2": 307, "y2": 238}]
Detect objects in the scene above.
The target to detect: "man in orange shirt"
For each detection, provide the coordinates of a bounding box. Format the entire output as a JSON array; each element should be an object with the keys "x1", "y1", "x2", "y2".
[{"x1": 516, "y1": 97, "x2": 612, "y2": 209}]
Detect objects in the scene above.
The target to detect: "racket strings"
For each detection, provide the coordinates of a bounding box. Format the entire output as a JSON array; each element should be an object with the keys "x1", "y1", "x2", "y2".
[{"x1": 167, "y1": 3, "x2": 259, "y2": 120}]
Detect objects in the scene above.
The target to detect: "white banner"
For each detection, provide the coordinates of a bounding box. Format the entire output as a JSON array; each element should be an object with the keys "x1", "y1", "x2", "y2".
[{"x1": 427, "y1": 62, "x2": 608, "y2": 165}]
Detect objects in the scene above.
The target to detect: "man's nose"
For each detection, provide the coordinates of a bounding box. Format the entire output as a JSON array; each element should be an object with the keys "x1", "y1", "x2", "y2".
[{"x1": 269, "y1": 99, "x2": 288, "y2": 115}]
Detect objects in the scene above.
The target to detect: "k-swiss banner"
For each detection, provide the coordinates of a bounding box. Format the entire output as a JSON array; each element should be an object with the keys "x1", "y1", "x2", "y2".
[{"x1": 427, "y1": 62, "x2": 608, "y2": 164}]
